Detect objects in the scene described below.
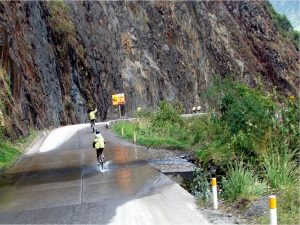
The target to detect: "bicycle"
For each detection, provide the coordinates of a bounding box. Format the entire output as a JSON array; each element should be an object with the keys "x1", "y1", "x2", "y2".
[
  {"x1": 98, "y1": 154, "x2": 104, "y2": 170},
  {"x1": 90, "y1": 120, "x2": 95, "y2": 133}
]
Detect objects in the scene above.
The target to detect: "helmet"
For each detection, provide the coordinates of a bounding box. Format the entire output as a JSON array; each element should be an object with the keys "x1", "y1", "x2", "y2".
[{"x1": 95, "y1": 130, "x2": 100, "y2": 134}]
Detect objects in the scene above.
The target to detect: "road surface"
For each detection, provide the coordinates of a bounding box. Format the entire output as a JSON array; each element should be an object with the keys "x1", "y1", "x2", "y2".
[{"x1": 0, "y1": 123, "x2": 214, "y2": 224}]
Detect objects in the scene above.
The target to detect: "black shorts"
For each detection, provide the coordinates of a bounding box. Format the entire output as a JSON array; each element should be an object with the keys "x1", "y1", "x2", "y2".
[
  {"x1": 90, "y1": 119, "x2": 95, "y2": 123},
  {"x1": 96, "y1": 148, "x2": 104, "y2": 158}
]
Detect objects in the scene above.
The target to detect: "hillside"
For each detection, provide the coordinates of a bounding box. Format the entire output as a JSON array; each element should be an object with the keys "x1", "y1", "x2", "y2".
[
  {"x1": 269, "y1": 0, "x2": 300, "y2": 31},
  {"x1": 0, "y1": 1, "x2": 299, "y2": 137}
]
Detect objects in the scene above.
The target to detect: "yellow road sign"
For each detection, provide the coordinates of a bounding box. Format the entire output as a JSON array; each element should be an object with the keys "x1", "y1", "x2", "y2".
[{"x1": 112, "y1": 93, "x2": 125, "y2": 106}]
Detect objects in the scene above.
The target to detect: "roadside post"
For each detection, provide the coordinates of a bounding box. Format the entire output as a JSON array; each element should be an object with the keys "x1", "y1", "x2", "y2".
[
  {"x1": 121, "y1": 127, "x2": 124, "y2": 136},
  {"x1": 133, "y1": 132, "x2": 136, "y2": 143},
  {"x1": 269, "y1": 195, "x2": 277, "y2": 225},
  {"x1": 112, "y1": 93, "x2": 125, "y2": 119},
  {"x1": 211, "y1": 178, "x2": 218, "y2": 209},
  {"x1": 118, "y1": 105, "x2": 121, "y2": 119}
]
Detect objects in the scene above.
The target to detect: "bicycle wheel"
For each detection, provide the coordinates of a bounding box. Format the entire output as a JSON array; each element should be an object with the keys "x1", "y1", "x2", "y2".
[
  {"x1": 99, "y1": 156, "x2": 104, "y2": 170},
  {"x1": 92, "y1": 122, "x2": 95, "y2": 133}
]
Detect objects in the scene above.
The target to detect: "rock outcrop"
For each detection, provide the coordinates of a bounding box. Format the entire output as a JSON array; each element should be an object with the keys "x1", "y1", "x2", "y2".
[{"x1": 0, "y1": 1, "x2": 298, "y2": 137}]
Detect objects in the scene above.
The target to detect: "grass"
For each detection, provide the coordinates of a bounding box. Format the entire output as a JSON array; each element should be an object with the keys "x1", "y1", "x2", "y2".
[
  {"x1": 277, "y1": 187, "x2": 300, "y2": 224},
  {"x1": 258, "y1": 186, "x2": 300, "y2": 224},
  {"x1": 222, "y1": 163, "x2": 267, "y2": 202},
  {"x1": 112, "y1": 102, "x2": 210, "y2": 151},
  {"x1": 259, "y1": 150, "x2": 300, "y2": 224},
  {"x1": 263, "y1": 151, "x2": 299, "y2": 190},
  {"x1": 112, "y1": 121, "x2": 138, "y2": 140},
  {"x1": 0, "y1": 128, "x2": 38, "y2": 171},
  {"x1": 0, "y1": 142, "x2": 21, "y2": 170},
  {"x1": 112, "y1": 121, "x2": 189, "y2": 150}
]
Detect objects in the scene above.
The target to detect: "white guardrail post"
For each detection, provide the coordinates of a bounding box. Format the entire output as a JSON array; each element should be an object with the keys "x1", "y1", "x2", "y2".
[
  {"x1": 269, "y1": 195, "x2": 277, "y2": 225},
  {"x1": 211, "y1": 178, "x2": 218, "y2": 210},
  {"x1": 133, "y1": 132, "x2": 136, "y2": 143},
  {"x1": 121, "y1": 127, "x2": 124, "y2": 136}
]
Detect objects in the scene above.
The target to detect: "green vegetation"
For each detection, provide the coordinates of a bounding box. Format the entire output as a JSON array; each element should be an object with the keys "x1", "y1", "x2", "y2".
[
  {"x1": 266, "y1": 1, "x2": 300, "y2": 50},
  {"x1": 222, "y1": 163, "x2": 267, "y2": 202},
  {"x1": 198, "y1": 78, "x2": 276, "y2": 166},
  {"x1": 47, "y1": 1, "x2": 85, "y2": 58},
  {"x1": 192, "y1": 167, "x2": 212, "y2": 206},
  {"x1": 198, "y1": 79, "x2": 299, "y2": 223},
  {"x1": 112, "y1": 115, "x2": 189, "y2": 150},
  {"x1": 112, "y1": 78, "x2": 299, "y2": 224},
  {"x1": 113, "y1": 101, "x2": 208, "y2": 150},
  {"x1": 0, "y1": 142, "x2": 21, "y2": 170},
  {"x1": 48, "y1": 1, "x2": 74, "y2": 35},
  {"x1": 263, "y1": 151, "x2": 298, "y2": 190},
  {"x1": 0, "y1": 128, "x2": 37, "y2": 171}
]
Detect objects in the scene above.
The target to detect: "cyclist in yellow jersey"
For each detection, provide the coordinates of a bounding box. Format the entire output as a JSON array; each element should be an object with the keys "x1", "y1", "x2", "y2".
[
  {"x1": 88, "y1": 108, "x2": 97, "y2": 132},
  {"x1": 93, "y1": 130, "x2": 105, "y2": 163}
]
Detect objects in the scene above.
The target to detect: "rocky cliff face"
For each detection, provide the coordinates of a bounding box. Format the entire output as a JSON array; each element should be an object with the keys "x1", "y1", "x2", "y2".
[{"x1": 0, "y1": 1, "x2": 298, "y2": 137}]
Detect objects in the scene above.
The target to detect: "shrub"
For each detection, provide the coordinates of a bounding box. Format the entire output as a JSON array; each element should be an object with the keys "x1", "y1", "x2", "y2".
[
  {"x1": 222, "y1": 163, "x2": 267, "y2": 202},
  {"x1": 278, "y1": 97, "x2": 300, "y2": 152},
  {"x1": 198, "y1": 78, "x2": 276, "y2": 163},
  {"x1": 184, "y1": 115, "x2": 210, "y2": 145},
  {"x1": 151, "y1": 101, "x2": 183, "y2": 129},
  {"x1": 135, "y1": 109, "x2": 154, "y2": 119},
  {"x1": 218, "y1": 80, "x2": 275, "y2": 136},
  {"x1": 192, "y1": 167, "x2": 212, "y2": 205}
]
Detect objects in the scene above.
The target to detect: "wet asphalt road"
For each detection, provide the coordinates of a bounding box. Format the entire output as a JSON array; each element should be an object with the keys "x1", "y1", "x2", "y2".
[{"x1": 0, "y1": 124, "x2": 211, "y2": 224}]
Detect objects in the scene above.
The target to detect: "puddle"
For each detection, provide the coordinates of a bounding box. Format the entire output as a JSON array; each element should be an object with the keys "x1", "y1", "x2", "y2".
[{"x1": 97, "y1": 160, "x2": 112, "y2": 172}]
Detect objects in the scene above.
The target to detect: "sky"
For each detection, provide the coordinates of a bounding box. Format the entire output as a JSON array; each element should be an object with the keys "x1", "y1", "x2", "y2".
[{"x1": 269, "y1": 0, "x2": 300, "y2": 31}]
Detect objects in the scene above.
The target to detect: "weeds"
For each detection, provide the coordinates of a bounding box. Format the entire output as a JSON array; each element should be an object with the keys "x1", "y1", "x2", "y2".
[
  {"x1": 113, "y1": 101, "x2": 191, "y2": 150},
  {"x1": 112, "y1": 120, "x2": 188, "y2": 149},
  {"x1": 48, "y1": 1, "x2": 74, "y2": 36},
  {"x1": 0, "y1": 128, "x2": 37, "y2": 171},
  {"x1": 47, "y1": 1, "x2": 78, "y2": 57},
  {"x1": 0, "y1": 142, "x2": 20, "y2": 171},
  {"x1": 112, "y1": 79, "x2": 299, "y2": 223},
  {"x1": 263, "y1": 151, "x2": 299, "y2": 190},
  {"x1": 222, "y1": 163, "x2": 267, "y2": 202},
  {"x1": 277, "y1": 187, "x2": 300, "y2": 224}
]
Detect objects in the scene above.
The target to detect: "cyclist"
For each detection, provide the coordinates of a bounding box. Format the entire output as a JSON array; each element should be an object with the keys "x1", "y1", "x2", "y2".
[
  {"x1": 88, "y1": 108, "x2": 97, "y2": 131},
  {"x1": 93, "y1": 130, "x2": 105, "y2": 164},
  {"x1": 197, "y1": 105, "x2": 201, "y2": 112},
  {"x1": 192, "y1": 106, "x2": 196, "y2": 114}
]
